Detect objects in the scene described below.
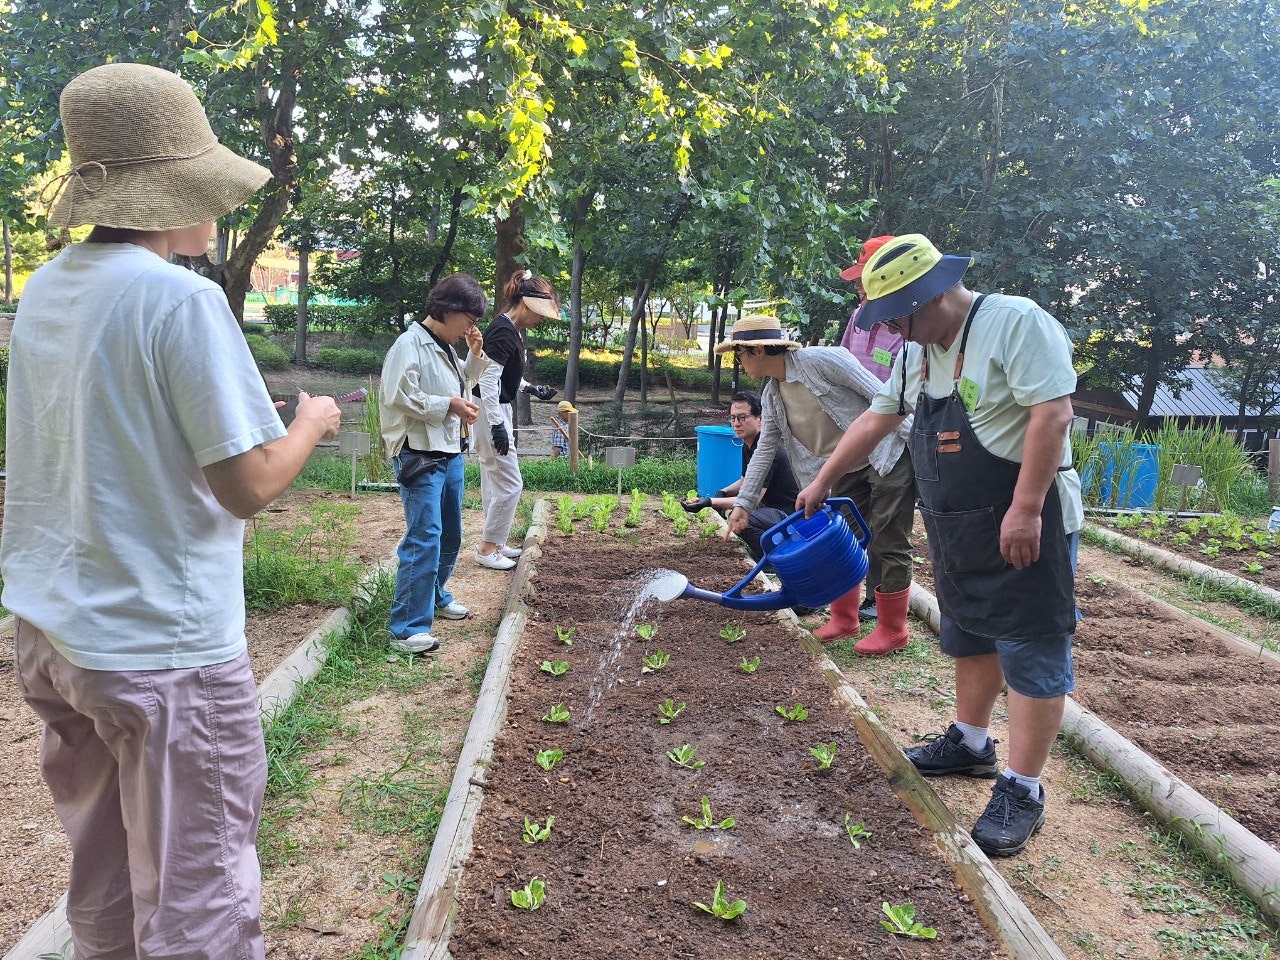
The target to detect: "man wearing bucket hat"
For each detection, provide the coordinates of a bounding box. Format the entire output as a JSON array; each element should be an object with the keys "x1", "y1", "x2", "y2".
[
  {"x1": 2, "y1": 63, "x2": 342, "y2": 959},
  {"x1": 796, "y1": 233, "x2": 1082, "y2": 858},
  {"x1": 838, "y1": 234, "x2": 916, "y2": 630},
  {"x1": 551, "y1": 400, "x2": 576, "y2": 457},
  {"x1": 718, "y1": 316, "x2": 915, "y2": 649}
]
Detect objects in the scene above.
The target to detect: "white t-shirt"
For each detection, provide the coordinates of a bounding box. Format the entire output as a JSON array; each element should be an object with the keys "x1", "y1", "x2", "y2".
[
  {"x1": 870, "y1": 292, "x2": 1083, "y2": 533},
  {"x1": 1, "y1": 242, "x2": 286, "y2": 670}
]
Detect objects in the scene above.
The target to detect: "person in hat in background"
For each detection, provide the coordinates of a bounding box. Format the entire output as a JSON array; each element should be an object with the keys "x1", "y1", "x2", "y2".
[
  {"x1": 551, "y1": 400, "x2": 575, "y2": 457},
  {"x1": 680, "y1": 390, "x2": 800, "y2": 561},
  {"x1": 1, "y1": 63, "x2": 342, "y2": 960},
  {"x1": 720, "y1": 316, "x2": 914, "y2": 651},
  {"x1": 837, "y1": 235, "x2": 917, "y2": 630},
  {"x1": 796, "y1": 233, "x2": 1082, "y2": 859},
  {"x1": 380, "y1": 273, "x2": 491, "y2": 651},
  {"x1": 472, "y1": 268, "x2": 560, "y2": 569}
]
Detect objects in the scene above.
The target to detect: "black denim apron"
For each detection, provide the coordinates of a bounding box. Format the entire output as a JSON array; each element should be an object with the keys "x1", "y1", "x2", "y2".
[{"x1": 908, "y1": 295, "x2": 1075, "y2": 640}]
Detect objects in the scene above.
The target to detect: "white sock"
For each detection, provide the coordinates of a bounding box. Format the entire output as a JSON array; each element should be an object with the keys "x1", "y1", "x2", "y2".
[
  {"x1": 954, "y1": 721, "x2": 990, "y2": 753},
  {"x1": 1004, "y1": 769, "x2": 1043, "y2": 798}
]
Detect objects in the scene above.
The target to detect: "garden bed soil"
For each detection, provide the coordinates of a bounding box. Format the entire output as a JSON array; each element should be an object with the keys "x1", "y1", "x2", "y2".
[{"x1": 447, "y1": 516, "x2": 1007, "y2": 959}]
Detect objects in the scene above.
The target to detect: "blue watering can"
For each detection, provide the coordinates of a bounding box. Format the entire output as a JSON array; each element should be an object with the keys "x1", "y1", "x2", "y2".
[{"x1": 651, "y1": 498, "x2": 872, "y2": 612}]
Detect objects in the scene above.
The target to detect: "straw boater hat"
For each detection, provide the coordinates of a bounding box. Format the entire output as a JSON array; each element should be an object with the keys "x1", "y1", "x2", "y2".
[
  {"x1": 856, "y1": 233, "x2": 973, "y2": 329},
  {"x1": 838, "y1": 234, "x2": 896, "y2": 282},
  {"x1": 713, "y1": 315, "x2": 802, "y2": 355},
  {"x1": 47, "y1": 62, "x2": 271, "y2": 231}
]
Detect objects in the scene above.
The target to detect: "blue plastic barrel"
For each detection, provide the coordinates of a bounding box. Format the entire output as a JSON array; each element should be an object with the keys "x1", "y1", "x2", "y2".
[
  {"x1": 694, "y1": 425, "x2": 743, "y2": 497},
  {"x1": 1096, "y1": 441, "x2": 1161, "y2": 509}
]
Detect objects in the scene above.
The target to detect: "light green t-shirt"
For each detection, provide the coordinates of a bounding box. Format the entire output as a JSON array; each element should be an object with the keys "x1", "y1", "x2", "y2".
[{"x1": 870, "y1": 292, "x2": 1083, "y2": 533}]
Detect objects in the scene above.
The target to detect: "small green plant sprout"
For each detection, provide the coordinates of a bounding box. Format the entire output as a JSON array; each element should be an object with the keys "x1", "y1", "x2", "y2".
[
  {"x1": 555, "y1": 496, "x2": 574, "y2": 535},
  {"x1": 540, "y1": 659, "x2": 570, "y2": 676},
  {"x1": 693, "y1": 880, "x2": 747, "y2": 921},
  {"x1": 522, "y1": 815, "x2": 554, "y2": 844},
  {"x1": 740, "y1": 655, "x2": 761, "y2": 674},
  {"x1": 510, "y1": 876, "x2": 546, "y2": 910},
  {"x1": 554, "y1": 624, "x2": 575, "y2": 645},
  {"x1": 667, "y1": 743, "x2": 706, "y2": 769},
  {"x1": 658, "y1": 698, "x2": 686, "y2": 724},
  {"x1": 682, "y1": 795, "x2": 736, "y2": 831},
  {"x1": 541, "y1": 703, "x2": 571, "y2": 724},
  {"x1": 880, "y1": 902, "x2": 936, "y2": 939},
  {"x1": 720, "y1": 622, "x2": 747, "y2": 644},
  {"x1": 776, "y1": 703, "x2": 809, "y2": 722},
  {"x1": 625, "y1": 489, "x2": 645, "y2": 527},
  {"x1": 844, "y1": 814, "x2": 872, "y2": 848},
  {"x1": 535, "y1": 749, "x2": 564, "y2": 771},
  {"x1": 641, "y1": 649, "x2": 671, "y2": 673},
  {"x1": 809, "y1": 742, "x2": 837, "y2": 770},
  {"x1": 635, "y1": 623, "x2": 657, "y2": 642}
]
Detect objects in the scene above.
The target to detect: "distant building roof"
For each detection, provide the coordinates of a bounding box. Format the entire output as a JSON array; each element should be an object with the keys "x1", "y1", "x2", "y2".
[{"x1": 1121, "y1": 366, "x2": 1257, "y2": 419}]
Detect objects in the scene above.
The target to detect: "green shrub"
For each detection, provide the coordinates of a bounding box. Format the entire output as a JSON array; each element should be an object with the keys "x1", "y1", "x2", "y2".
[
  {"x1": 246, "y1": 333, "x2": 291, "y2": 371},
  {"x1": 461, "y1": 456, "x2": 696, "y2": 494},
  {"x1": 314, "y1": 347, "x2": 384, "y2": 375},
  {"x1": 263, "y1": 302, "x2": 377, "y2": 335}
]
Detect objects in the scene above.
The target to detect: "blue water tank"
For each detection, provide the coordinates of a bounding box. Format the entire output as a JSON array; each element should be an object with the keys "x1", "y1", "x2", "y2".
[
  {"x1": 1095, "y1": 441, "x2": 1161, "y2": 509},
  {"x1": 694, "y1": 425, "x2": 743, "y2": 497}
]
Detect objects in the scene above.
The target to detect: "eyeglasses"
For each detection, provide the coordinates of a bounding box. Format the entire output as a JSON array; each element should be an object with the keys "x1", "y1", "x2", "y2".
[
  {"x1": 728, "y1": 414, "x2": 754, "y2": 423},
  {"x1": 733, "y1": 345, "x2": 761, "y2": 357}
]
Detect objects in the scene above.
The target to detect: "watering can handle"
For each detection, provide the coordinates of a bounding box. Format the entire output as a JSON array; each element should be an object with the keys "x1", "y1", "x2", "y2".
[{"x1": 760, "y1": 497, "x2": 872, "y2": 551}]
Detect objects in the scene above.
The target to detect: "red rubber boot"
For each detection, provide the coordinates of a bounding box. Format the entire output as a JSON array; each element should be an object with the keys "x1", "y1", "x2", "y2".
[
  {"x1": 812, "y1": 585, "x2": 862, "y2": 643},
  {"x1": 853, "y1": 586, "x2": 910, "y2": 655}
]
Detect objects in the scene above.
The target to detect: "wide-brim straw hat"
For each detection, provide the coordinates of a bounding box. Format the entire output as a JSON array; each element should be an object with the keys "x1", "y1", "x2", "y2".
[
  {"x1": 857, "y1": 233, "x2": 972, "y2": 328},
  {"x1": 713, "y1": 314, "x2": 802, "y2": 355},
  {"x1": 48, "y1": 62, "x2": 271, "y2": 231}
]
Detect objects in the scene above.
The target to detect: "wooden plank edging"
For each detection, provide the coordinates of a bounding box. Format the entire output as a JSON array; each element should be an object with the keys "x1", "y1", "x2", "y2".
[
  {"x1": 399, "y1": 499, "x2": 551, "y2": 960},
  {"x1": 907, "y1": 579, "x2": 1280, "y2": 927}
]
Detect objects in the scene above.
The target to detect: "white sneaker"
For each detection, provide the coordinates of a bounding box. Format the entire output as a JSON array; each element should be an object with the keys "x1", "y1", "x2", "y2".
[
  {"x1": 499, "y1": 544, "x2": 523, "y2": 559},
  {"x1": 435, "y1": 600, "x2": 470, "y2": 620},
  {"x1": 391, "y1": 633, "x2": 440, "y2": 654},
  {"x1": 475, "y1": 550, "x2": 517, "y2": 570}
]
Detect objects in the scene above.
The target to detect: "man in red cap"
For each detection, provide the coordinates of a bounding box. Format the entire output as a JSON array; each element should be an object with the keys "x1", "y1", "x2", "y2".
[{"x1": 826, "y1": 235, "x2": 917, "y2": 653}]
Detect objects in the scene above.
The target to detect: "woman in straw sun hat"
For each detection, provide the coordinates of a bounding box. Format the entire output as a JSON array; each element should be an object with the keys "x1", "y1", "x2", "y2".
[{"x1": 2, "y1": 62, "x2": 341, "y2": 960}]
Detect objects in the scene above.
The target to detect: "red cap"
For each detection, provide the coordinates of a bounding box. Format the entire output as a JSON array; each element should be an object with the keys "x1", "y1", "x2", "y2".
[{"x1": 839, "y1": 234, "x2": 896, "y2": 282}]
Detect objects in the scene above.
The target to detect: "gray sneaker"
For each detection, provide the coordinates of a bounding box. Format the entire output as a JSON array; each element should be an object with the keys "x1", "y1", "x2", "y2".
[
  {"x1": 391, "y1": 633, "x2": 440, "y2": 654},
  {"x1": 971, "y1": 776, "x2": 1046, "y2": 857},
  {"x1": 435, "y1": 601, "x2": 470, "y2": 620},
  {"x1": 905, "y1": 723, "x2": 998, "y2": 778}
]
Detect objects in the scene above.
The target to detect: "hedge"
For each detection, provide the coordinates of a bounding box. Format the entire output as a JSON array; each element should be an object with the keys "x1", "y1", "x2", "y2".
[{"x1": 246, "y1": 333, "x2": 290, "y2": 371}]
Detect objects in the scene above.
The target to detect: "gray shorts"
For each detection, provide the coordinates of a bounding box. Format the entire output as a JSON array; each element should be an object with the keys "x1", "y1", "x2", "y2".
[{"x1": 938, "y1": 531, "x2": 1080, "y2": 700}]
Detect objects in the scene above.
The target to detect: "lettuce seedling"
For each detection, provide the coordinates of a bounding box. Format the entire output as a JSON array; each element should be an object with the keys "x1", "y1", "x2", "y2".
[
  {"x1": 739, "y1": 655, "x2": 761, "y2": 674},
  {"x1": 540, "y1": 659, "x2": 570, "y2": 676},
  {"x1": 635, "y1": 623, "x2": 657, "y2": 641},
  {"x1": 667, "y1": 744, "x2": 706, "y2": 769},
  {"x1": 510, "y1": 877, "x2": 546, "y2": 910},
  {"x1": 844, "y1": 814, "x2": 873, "y2": 849},
  {"x1": 555, "y1": 625, "x2": 575, "y2": 645},
  {"x1": 776, "y1": 703, "x2": 809, "y2": 722},
  {"x1": 658, "y1": 698, "x2": 686, "y2": 724},
  {"x1": 522, "y1": 815, "x2": 554, "y2": 844},
  {"x1": 682, "y1": 795, "x2": 735, "y2": 831},
  {"x1": 693, "y1": 880, "x2": 746, "y2": 921},
  {"x1": 641, "y1": 649, "x2": 670, "y2": 673},
  {"x1": 720, "y1": 623, "x2": 747, "y2": 644},
  {"x1": 880, "y1": 902, "x2": 936, "y2": 939},
  {"x1": 809, "y1": 742, "x2": 837, "y2": 770},
  {"x1": 541, "y1": 703, "x2": 571, "y2": 724},
  {"x1": 535, "y1": 748, "x2": 564, "y2": 771}
]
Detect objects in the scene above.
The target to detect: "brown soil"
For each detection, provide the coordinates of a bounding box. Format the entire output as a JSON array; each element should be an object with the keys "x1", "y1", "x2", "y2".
[{"x1": 449, "y1": 518, "x2": 1004, "y2": 959}]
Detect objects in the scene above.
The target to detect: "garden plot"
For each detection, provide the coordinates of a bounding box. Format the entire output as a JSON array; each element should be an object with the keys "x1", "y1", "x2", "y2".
[{"x1": 439, "y1": 498, "x2": 1036, "y2": 959}]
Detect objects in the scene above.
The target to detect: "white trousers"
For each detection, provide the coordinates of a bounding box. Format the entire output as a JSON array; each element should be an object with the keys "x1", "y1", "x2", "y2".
[{"x1": 474, "y1": 402, "x2": 524, "y2": 547}]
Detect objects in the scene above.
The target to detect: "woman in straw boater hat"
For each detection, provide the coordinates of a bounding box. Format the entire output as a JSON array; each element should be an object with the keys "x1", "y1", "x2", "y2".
[
  {"x1": 470, "y1": 268, "x2": 560, "y2": 569},
  {"x1": 795, "y1": 233, "x2": 1082, "y2": 859},
  {"x1": 717, "y1": 315, "x2": 916, "y2": 648},
  {"x1": 2, "y1": 63, "x2": 341, "y2": 959}
]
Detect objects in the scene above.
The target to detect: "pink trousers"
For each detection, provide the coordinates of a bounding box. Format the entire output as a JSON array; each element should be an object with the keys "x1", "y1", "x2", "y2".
[{"x1": 14, "y1": 620, "x2": 267, "y2": 960}]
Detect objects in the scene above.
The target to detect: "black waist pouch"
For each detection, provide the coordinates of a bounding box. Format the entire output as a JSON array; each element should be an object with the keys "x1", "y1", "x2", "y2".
[{"x1": 396, "y1": 449, "x2": 449, "y2": 486}]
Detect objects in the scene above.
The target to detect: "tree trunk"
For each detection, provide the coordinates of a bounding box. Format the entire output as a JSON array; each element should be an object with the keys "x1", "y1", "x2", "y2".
[
  {"x1": 614, "y1": 278, "x2": 653, "y2": 406},
  {"x1": 3, "y1": 221, "x2": 12, "y2": 304},
  {"x1": 294, "y1": 244, "x2": 310, "y2": 363},
  {"x1": 639, "y1": 301, "x2": 650, "y2": 405},
  {"x1": 567, "y1": 240, "x2": 587, "y2": 403}
]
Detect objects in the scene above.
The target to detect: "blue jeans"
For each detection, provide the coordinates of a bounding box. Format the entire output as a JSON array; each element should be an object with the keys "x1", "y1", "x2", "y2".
[{"x1": 390, "y1": 452, "x2": 464, "y2": 640}]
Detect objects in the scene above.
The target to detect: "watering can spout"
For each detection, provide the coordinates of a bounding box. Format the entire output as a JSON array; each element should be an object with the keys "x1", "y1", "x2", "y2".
[{"x1": 644, "y1": 570, "x2": 793, "y2": 610}]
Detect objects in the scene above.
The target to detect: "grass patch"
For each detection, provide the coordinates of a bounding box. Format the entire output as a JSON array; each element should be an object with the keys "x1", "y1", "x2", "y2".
[{"x1": 244, "y1": 501, "x2": 365, "y2": 610}]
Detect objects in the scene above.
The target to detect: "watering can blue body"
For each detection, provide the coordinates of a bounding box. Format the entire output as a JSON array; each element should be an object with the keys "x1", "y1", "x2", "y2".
[{"x1": 674, "y1": 498, "x2": 872, "y2": 611}]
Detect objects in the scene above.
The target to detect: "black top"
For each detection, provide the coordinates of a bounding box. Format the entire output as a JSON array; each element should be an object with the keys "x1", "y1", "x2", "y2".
[
  {"x1": 473, "y1": 314, "x2": 525, "y2": 404},
  {"x1": 744, "y1": 439, "x2": 800, "y2": 513}
]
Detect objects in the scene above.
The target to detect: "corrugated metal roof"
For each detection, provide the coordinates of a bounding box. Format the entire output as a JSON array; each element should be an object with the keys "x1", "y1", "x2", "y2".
[{"x1": 1121, "y1": 366, "x2": 1258, "y2": 419}]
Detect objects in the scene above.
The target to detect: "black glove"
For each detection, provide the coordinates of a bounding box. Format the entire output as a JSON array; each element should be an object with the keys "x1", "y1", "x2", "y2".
[
  {"x1": 491, "y1": 423, "x2": 510, "y2": 456},
  {"x1": 681, "y1": 496, "x2": 713, "y2": 513},
  {"x1": 524, "y1": 383, "x2": 557, "y2": 401}
]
